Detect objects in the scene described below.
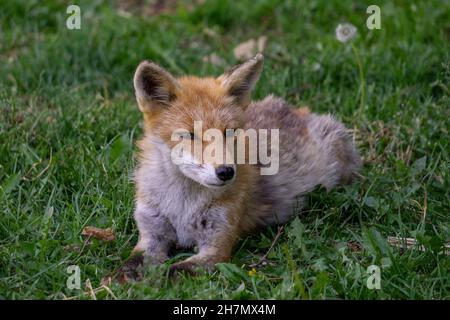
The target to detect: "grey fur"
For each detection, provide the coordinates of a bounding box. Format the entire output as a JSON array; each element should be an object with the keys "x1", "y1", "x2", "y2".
[{"x1": 243, "y1": 95, "x2": 361, "y2": 227}]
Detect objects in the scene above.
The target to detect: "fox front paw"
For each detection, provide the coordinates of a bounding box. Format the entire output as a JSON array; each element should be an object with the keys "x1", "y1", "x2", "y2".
[
  {"x1": 168, "y1": 252, "x2": 226, "y2": 277},
  {"x1": 113, "y1": 253, "x2": 145, "y2": 284},
  {"x1": 168, "y1": 261, "x2": 199, "y2": 277}
]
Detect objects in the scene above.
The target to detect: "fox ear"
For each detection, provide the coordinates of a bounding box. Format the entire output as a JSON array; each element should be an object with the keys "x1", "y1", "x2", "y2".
[
  {"x1": 133, "y1": 61, "x2": 179, "y2": 114},
  {"x1": 218, "y1": 53, "x2": 264, "y2": 106}
]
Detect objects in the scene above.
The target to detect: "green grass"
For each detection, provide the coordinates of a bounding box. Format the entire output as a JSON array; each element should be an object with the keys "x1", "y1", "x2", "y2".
[{"x1": 0, "y1": 0, "x2": 449, "y2": 299}]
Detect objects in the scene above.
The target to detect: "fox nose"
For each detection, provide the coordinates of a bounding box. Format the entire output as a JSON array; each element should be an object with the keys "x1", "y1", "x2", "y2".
[{"x1": 215, "y1": 166, "x2": 235, "y2": 182}]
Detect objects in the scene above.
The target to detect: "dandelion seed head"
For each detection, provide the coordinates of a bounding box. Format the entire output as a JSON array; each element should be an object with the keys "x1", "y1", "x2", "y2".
[{"x1": 336, "y1": 23, "x2": 357, "y2": 43}]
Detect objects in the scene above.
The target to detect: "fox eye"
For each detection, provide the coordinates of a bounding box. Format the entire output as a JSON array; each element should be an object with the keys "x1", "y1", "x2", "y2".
[{"x1": 178, "y1": 131, "x2": 195, "y2": 140}]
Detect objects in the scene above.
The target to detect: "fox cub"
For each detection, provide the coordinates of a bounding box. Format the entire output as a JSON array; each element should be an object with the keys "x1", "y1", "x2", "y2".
[{"x1": 119, "y1": 53, "x2": 360, "y2": 279}]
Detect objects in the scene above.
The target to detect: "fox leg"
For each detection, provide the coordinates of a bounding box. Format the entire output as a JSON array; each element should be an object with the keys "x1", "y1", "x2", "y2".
[
  {"x1": 169, "y1": 229, "x2": 236, "y2": 275},
  {"x1": 114, "y1": 202, "x2": 176, "y2": 282},
  {"x1": 132, "y1": 202, "x2": 177, "y2": 262}
]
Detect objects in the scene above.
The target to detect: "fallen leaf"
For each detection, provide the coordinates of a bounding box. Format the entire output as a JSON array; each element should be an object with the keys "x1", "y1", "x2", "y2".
[
  {"x1": 233, "y1": 36, "x2": 267, "y2": 61},
  {"x1": 82, "y1": 226, "x2": 115, "y2": 242},
  {"x1": 257, "y1": 36, "x2": 267, "y2": 53},
  {"x1": 202, "y1": 53, "x2": 224, "y2": 66},
  {"x1": 347, "y1": 241, "x2": 363, "y2": 252}
]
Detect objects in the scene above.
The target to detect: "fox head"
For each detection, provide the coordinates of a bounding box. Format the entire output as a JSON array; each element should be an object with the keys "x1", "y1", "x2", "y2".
[{"x1": 133, "y1": 54, "x2": 264, "y2": 189}]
